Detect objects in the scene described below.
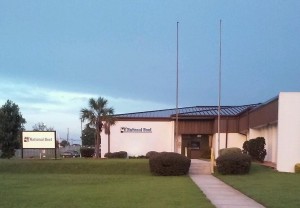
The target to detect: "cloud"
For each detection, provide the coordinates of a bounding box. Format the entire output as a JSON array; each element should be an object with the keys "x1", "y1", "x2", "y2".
[
  {"x1": 0, "y1": 79, "x2": 171, "y2": 143},
  {"x1": 0, "y1": 79, "x2": 93, "y2": 113},
  {"x1": 108, "y1": 96, "x2": 173, "y2": 114}
]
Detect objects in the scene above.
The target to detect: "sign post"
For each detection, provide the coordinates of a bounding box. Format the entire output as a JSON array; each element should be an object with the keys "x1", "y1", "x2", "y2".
[{"x1": 22, "y1": 131, "x2": 57, "y2": 159}]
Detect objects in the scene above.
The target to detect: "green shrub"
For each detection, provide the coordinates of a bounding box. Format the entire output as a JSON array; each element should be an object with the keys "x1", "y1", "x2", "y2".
[
  {"x1": 219, "y1": 147, "x2": 242, "y2": 156},
  {"x1": 243, "y1": 137, "x2": 267, "y2": 162},
  {"x1": 80, "y1": 147, "x2": 94, "y2": 157},
  {"x1": 295, "y1": 163, "x2": 300, "y2": 173},
  {"x1": 104, "y1": 152, "x2": 113, "y2": 158},
  {"x1": 129, "y1": 155, "x2": 147, "y2": 159},
  {"x1": 104, "y1": 151, "x2": 127, "y2": 158},
  {"x1": 146, "y1": 151, "x2": 159, "y2": 158},
  {"x1": 149, "y1": 152, "x2": 191, "y2": 176},
  {"x1": 216, "y1": 153, "x2": 251, "y2": 175}
]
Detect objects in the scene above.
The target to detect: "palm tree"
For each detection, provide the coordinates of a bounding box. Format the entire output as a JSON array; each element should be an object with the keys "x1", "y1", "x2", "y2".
[
  {"x1": 104, "y1": 116, "x2": 116, "y2": 153},
  {"x1": 80, "y1": 97, "x2": 115, "y2": 158}
]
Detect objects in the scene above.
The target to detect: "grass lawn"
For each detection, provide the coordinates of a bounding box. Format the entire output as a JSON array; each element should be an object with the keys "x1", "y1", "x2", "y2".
[
  {"x1": 0, "y1": 159, "x2": 213, "y2": 208},
  {"x1": 214, "y1": 163, "x2": 300, "y2": 208}
]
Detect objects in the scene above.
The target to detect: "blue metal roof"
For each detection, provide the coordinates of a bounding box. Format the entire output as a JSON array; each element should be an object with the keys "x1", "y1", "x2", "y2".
[{"x1": 116, "y1": 104, "x2": 259, "y2": 119}]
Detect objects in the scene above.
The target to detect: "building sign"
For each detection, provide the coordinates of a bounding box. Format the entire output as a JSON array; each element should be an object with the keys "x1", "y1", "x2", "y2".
[
  {"x1": 120, "y1": 127, "x2": 152, "y2": 133},
  {"x1": 22, "y1": 131, "x2": 56, "y2": 149}
]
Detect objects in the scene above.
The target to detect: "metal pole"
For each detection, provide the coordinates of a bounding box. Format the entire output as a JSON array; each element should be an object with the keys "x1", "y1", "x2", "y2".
[
  {"x1": 217, "y1": 19, "x2": 222, "y2": 153},
  {"x1": 80, "y1": 118, "x2": 83, "y2": 145},
  {"x1": 21, "y1": 131, "x2": 24, "y2": 159},
  {"x1": 67, "y1": 128, "x2": 69, "y2": 143},
  {"x1": 54, "y1": 131, "x2": 57, "y2": 159},
  {"x1": 175, "y1": 21, "x2": 179, "y2": 152}
]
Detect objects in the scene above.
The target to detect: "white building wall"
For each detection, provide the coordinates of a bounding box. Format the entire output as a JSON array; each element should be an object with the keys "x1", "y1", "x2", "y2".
[
  {"x1": 212, "y1": 133, "x2": 245, "y2": 157},
  {"x1": 227, "y1": 133, "x2": 247, "y2": 150},
  {"x1": 277, "y1": 92, "x2": 300, "y2": 172},
  {"x1": 212, "y1": 133, "x2": 224, "y2": 158},
  {"x1": 101, "y1": 120, "x2": 174, "y2": 158},
  {"x1": 174, "y1": 134, "x2": 182, "y2": 154},
  {"x1": 249, "y1": 124, "x2": 278, "y2": 163}
]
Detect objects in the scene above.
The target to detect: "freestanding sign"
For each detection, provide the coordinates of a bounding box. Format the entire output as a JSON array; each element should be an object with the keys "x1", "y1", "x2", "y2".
[{"x1": 22, "y1": 131, "x2": 57, "y2": 158}]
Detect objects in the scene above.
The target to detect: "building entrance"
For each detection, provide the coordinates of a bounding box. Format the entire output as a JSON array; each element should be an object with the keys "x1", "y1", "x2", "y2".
[{"x1": 181, "y1": 135, "x2": 211, "y2": 159}]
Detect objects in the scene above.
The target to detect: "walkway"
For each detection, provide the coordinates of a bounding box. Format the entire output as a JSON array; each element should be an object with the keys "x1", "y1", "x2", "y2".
[{"x1": 189, "y1": 160, "x2": 265, "y2": 208}]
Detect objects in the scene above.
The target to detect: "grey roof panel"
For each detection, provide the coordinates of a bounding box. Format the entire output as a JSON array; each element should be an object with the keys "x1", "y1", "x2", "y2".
[{"x1": 116, "y1": 104, "x2": 260, "y2": 119}]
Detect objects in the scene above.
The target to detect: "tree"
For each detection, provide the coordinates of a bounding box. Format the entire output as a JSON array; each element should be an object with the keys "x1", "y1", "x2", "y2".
[
  {"x1": 32, "y1": 122, "x2": 57, "y2": 147},
  {"x1": 242, "y1": 137, "x2": 267, "y2": 163},
  {"x1": 104, "y1": 117, "x2": 116, "y2": 153},
  {"x1": 82, "y1": 125, "x2": 96, "y2": 146},
  {"x1": 60, "y1": 139, "x2": 70, "y2": 148},
  {"x1": 32, "y1": 122, "x2": 54, "y2": 131},
  {"x1": 0, "y1": 100, "x2": 26, "y2": 158},
  {"x1": 80, "y1": 97, "x2": 115, "y2": 158}
]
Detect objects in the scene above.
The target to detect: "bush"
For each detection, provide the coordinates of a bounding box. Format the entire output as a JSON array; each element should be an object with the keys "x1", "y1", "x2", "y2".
[
  {"x1": 219, "y1": 147, "x2": 242, "y2": 156},
  {"x1": 146, "y1": 151, "x2": 159, "y2": 158},
  {"x1": 128, "y1": 155, "x2": 147, "y2": 159},
  {"x1": 104, "y1": 151, "x2": 127, "y2": 159},
  {"x1": 216, "y1": 153, "x2": 251, "y2": 175},
  {"x1": 149, "y1": 152, "x2": 191, "y2": 176},
  {"x1": 80, "y1": 147, "x2": 95, "y2": 157},
  {"x1": 243, "y1": 137, "x2": 267, "y2": 162},
  {"x1": 295, "y1": 163, "x2": 300, "y2": 173}
]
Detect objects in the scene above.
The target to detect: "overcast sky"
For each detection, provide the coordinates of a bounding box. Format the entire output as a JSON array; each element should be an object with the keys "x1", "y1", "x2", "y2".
[{"x1": 1, "y1": 1, "x2": 299, "y2": 143}]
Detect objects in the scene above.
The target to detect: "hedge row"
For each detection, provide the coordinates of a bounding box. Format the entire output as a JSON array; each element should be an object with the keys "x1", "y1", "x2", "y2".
[
  {"x1": 149, "y1": 152, "x2": 191, "y2": 176},
  {"x1": 80, "y1": 147, "x2": 94, "y2": 157},
  {"x1": 295, "y1": 163, "x2": 300, "y2": 173},
  {"x1": 216, "y1": 152, "x2": 251, "y2": 175},
  {"x1": 129, "y1": 155, "x2": 147, "y2": 159},
  {"x1": 146, "y1": 151, "x2": 160, "y2": 158},
  {"x1": 104, "y1": 151, "x2": 127, "y2": 158},
  {"x1": 219, "y1": 147, "x2": 242, "y2": 156}
]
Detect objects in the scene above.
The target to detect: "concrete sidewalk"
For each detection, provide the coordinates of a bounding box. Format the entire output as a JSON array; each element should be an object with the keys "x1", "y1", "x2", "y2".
[{"x1": 189, "y1": 160, "x2": 265, "y2": 208}]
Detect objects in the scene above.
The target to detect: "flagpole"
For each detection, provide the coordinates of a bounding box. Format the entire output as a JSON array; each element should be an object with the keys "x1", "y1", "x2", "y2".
[
  {"x1": 175, "y1": 21, "x2": 179, "y2": 152},
  {"x1": 217, "y1": 19, "x2": 222, "y2": 153}
]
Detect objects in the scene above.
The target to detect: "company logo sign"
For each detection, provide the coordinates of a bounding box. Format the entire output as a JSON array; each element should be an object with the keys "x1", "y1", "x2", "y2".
[
  {"x1": 23, "y1": 137, "x2": 54, "y2": 142},
  {"x1": 22, "y1": 131, "x2": 56, "y2": 149},
  {"x1": 120, "y1": 127, "x2": 152, "y2": 133}
]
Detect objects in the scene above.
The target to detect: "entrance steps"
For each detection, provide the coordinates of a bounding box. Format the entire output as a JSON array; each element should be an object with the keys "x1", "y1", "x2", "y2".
[{"x1": 189, "y1": 159, "x2": 211, "y2": 175}]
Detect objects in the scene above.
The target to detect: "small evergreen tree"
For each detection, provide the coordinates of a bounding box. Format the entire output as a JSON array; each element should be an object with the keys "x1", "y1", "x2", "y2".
[
  {"x1": 243, "y1": 137, "x2": 267, "y2": 162},
  {"x1": 32, "y1": 122, "x2": 54, "y2": 131},
  {"x1": 0, "y1": 100, "x2": 26, "y2": 158},
  {"x1": 82, "y1": 126, "x2": 96, "y2": 146},
  {"x1": 60, "y1": 139, "x2": 70, "y2": 147}
]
